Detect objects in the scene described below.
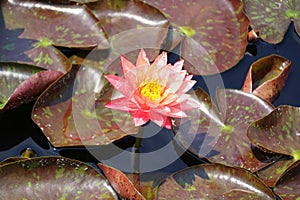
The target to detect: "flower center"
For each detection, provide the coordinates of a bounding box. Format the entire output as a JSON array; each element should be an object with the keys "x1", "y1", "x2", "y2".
[{"x1": 139, "y1": 81, "x2": 163, "y2": 101}]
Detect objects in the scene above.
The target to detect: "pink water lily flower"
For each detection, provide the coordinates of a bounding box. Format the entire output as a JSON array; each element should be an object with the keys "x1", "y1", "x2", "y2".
[{"x1": 105, "y1": 49, "x2": 200, "y2": 129}]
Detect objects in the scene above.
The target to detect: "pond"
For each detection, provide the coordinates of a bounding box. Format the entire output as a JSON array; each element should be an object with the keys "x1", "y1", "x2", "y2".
[{"x1": 0, "y1": 0, "x2": 300, "y2": 199}]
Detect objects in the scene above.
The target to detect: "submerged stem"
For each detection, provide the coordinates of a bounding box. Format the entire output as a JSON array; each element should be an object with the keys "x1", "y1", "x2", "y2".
[{"x1": 133, "y1": 126, "x2": 144, "y2": 173}]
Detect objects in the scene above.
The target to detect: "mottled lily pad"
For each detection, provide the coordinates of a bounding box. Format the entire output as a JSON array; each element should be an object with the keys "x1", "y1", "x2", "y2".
[
  {"x1": 243, "y1": 0, "x2": 300, "y2": 44},
  {"x1": 127, "y1": 175, "x2": 157, "y2": 200},
  {"x1": 247, "y1": 105, "x2": 300, "y2": 186},
  {"x1": 1, "y1": 0, "x2": 109, "y2": 49},
  {"x1": 274, "y1": 164, "x2": 300, "y2": 200},
  {"x1": 175, "y1": 88, "x2": 274, "y2": 171},
  {"x1": 98, "y1": 163, "x2": 146, "y2": 200},
  {"x1": 256, "y1": 159, "x2": 299, "y2": 187},
  {"x1": 156, "y1": 163, "x2": 275, "y2": 199},
  {"x1": 0, "y1": 62, "x2": 62, "y2": 111},
  {"x1": 24, "y1": 43, "x2": 72, "y2": 73},
  {"x1": 87, "y1": 0, "x2": 169, "y2": 60},
  {"x1": 242, "y1": 54, "x2": 291, "y2": 103},
  {"x1": 32, "y1": 64, "x2": 138, "y2": 147},
  {"x1": 0, "y1": 156, "x2": 118, "y2": 199},
  {"x1": 144, "y1": 0, "x2": 249, "y2": 75},
  {"x1": 98, "y1": 163, "x2": 159, "y2": 200},
  {"x1": 85, "y1": 0, "x2": 171, "y2": 65}
]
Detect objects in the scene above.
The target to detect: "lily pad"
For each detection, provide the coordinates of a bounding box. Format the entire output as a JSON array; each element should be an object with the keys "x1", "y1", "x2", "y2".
[
  {"x1": 32, "y1": 64, "x2": 138, "y2": 147},
  {"x1": 1, "y1": 0, "x2": 109, "y2": 49},
  {"x1": 274, "y1": 164, "x2": 300, "y2": 200},
  {"x1": 0, "y1": 156, "x2": 118, "y2": 199},
  {"x1": 156, "y1": 163, "x2": 275, "y2": 199},
  {"x1": 144, "y1": 0, "x2": 249, "y2": 75},
  {"x1": 247, "y1": 105, "x2": 300, "y2": 186},
  {"x1": 242, "y1": 54, "x2": 291, "y2": 103},
  {"x1": 175, "y1": 88, "x2": 274, "y2": 171},
  {"x1": 24, "y1": 43, "x2": 72, "y2": 73},
  {"x1": 98, "y1": 163, "x2": 145, "y2": 200},
  {"x1": 86, "y1": 0, "x2": 171, "y2": 62},
  {"x1": 87, "y1": 0, "x2": 169, "y2": 36},
  {"x1": 243, "y1": 0, "x2": 300, "y2": 44},
  {"x1": 256, "y1": 158, "x2": 299, "y2": 187},
  {"x1": 0, "y1": 62, "x2": 62, "y2": 111}
]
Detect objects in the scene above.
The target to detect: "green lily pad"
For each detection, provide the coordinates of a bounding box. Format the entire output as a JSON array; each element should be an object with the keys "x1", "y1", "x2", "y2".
[
  {"x1": 144, "y1": 0, "x2": 249, "y2": 75},
  {"x1": 247, "y1": 105, "x2": 300, "y2": 186},
  {"x1": 156, "y1": 163, "x2": 275, "y2": 199},
  {"x1": 242, "y1": 54, "x2": 292, "y2": 103},
  {"x1": 98, "y1": 163, "x2": 146, "y2": 200},
  {"x1": 175, "y1": 88, "x2": 274, "y2": 171},
  {"x1": 0, "y1": 62, "x2": 62, "y2": 111},
  {"x1": 32, "y1": 64, "x2": 138, "y2": 147},
  {"x1": 0, "y1": 156, "x2": 118, "y2": 199},
  {"x1": 274, "y1": 164, "x2": 300, "y2": 200},
  {"x1": 243, "y1": 0, "x2": 300, "y2": 44},
  {"x1": 1, "y1": 0, "x2": 109, "y2": 49}
]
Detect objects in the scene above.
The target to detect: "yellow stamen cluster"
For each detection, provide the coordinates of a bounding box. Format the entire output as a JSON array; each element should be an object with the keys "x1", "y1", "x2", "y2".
[{"x1": 139, "y1": 80, "x2": 163, "y2": 101}]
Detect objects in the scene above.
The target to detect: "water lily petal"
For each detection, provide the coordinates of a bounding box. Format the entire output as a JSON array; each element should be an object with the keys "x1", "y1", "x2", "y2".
[
  {"x1": 136, "y1": 48, "x2": 150, "y2": 68},
  {"x1": 175, "y1": 79, "x2": 196, "y2": 94},
  {"x1": 167, "y1": 95, "x2": 200, "y2": 111},
  {"x1": 105, "y1": 97, "x2": 137, "y2": 112},
  {"x1": 172, "y1": 59, "x2": 184, "y2": 72},
  {"x1": 151, "y1": 105, "x2": 186, "y2": 118},
  {"x1": 105, "y1": 74, "x2": 134, "y2": 97},
  {"x1": 182, "y1": 97, "x2": 201, "y2": 111},
  {"x1": 186, "y1": 75, "x2": 193, "y2": 80},
  {"x1": 124, "y1": 69, "x2": 138, "y2": 89},
  {"x1": 160, "y1": 90, "x2": 178, "y2": 105},
  {"x1": 132, "y1": 110, "x2": 150, "y2": 127},
  {"x1": 149, "y1": 110, "x2": 167, "y2": 128},
  {"x1": 163, "y1": 117, "x2": 172, "y2": 129},
  {"x1": 157, "y1": 66, "x2": 170, "y2": 87},
  {"x1": 153, "y1": 51, "x2": 168, "y2": 68},
  {"x1": 120, "y1": 55, "x2": 136, "y2": 75},
  {"x1": 136, "y1": 63, "x2": 148, "y2": 86}
]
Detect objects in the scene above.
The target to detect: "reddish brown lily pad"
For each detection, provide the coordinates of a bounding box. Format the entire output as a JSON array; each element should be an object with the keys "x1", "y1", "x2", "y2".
[
  {"x1": 175, "y1": 88, "x2": 274, "y2": 171},
  {"x1": 0, "y1": 156, "x2": 118, "y2": 199},
  {"x1": 86, "y1": 0, "x2": 170, "y2": 61},
  {"x1": 0, "y1": 62, "x2": 62, "y2": 111},
  {"x1": 98, "y1": 163, "x2": 145, "y2": 200},
  {"x1": 156, "y1": 163, "x2": 275, "y2": 199},
  {"x1": 256, "y1": 159, "x2": 299, "y2": 187},
  {"x1": 243, "y1": 0, "x2": 300, "y2": 44},
  {"x1": 32, "y1": 64, "x2": 138, "y2": 147},
  {"x1": 1, "y1": 0, "x2": 109, "y2": 49},
  {"x1": 87, "y1": 0, "x2": 169, "y2": 42},
  {"x1": 242, "y1": 54, "x2": 291, "y2": 103},
  {"x1": 247, "y1": 105, "x2": 300, "y2": 186},
  {"x1": 24, "y1": 43, "x2": 72, "y2": 73},
  {"x1": 273, "y1": 164, "x2": 300, "y2": 200},
  {"x1": 144, "y1": 0, "x2": 249, "y2": 75},
  {"x1": 223, "y1": 189, "x2": 265, "y2": 200}
]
